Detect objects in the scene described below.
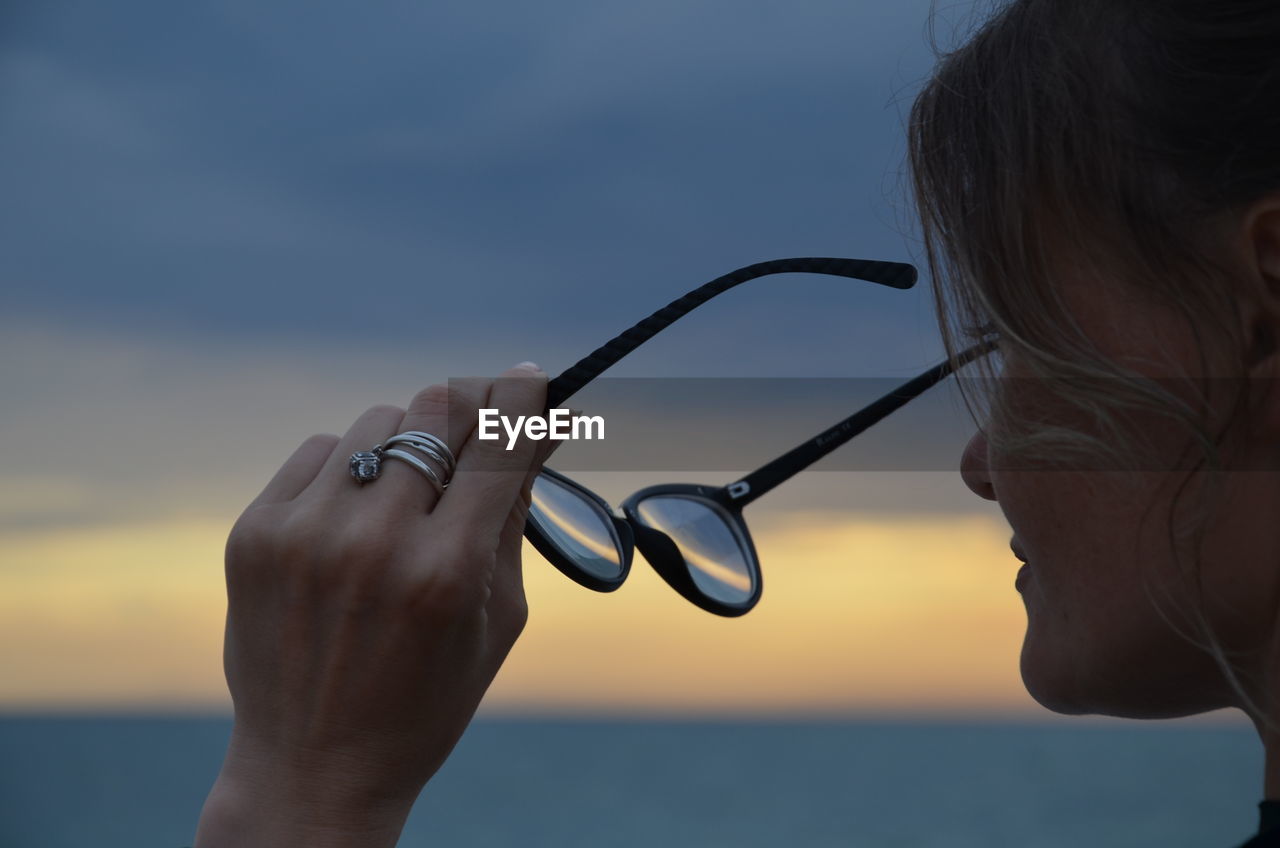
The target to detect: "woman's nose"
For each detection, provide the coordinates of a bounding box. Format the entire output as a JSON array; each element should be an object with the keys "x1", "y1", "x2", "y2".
[{"x1": 960, "y1": 429, "x2": 998, "y2": 501}]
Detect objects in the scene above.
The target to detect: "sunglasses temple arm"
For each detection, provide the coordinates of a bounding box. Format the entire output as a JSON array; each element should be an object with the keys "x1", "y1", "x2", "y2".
[
  {"x1": 542, "y1": 257, "x2": 916, "y2": 409},
  {"x1": 722, "y1": 339, "x2": 998, "y2": 508}
]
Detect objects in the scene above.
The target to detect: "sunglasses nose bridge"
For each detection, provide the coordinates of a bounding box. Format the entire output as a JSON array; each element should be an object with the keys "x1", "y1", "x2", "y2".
[
  {"x1": 629, "y1": 518, "x2": 708, "y2": 603},
  {"x1": 628, "y1": 511, "x2": 762, "y2": 617},
  {"x1": 629, "y1": 521, "x2": 684, "y2": 573}
]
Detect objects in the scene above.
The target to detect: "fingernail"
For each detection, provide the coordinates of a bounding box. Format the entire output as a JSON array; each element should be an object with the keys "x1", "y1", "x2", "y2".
[{"x1": 513, "y1": 361, "x2": 542, "y2": 373}]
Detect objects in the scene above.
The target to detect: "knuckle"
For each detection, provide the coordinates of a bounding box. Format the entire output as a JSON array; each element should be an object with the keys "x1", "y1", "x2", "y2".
[
  {"x1": 277, "y1": 500, "x2": 323, "y2": 543},
  {"x1": 329, "y1": 515, "x2": 401, "y2": 568},
  {"x1": 286, "y1": 513, "x2": 404, "y2": 605},
  {"x1": 274, "y1": 501, "x2": 395, "y2": 570},
  {"x1": 225, "y1": 508, "x2": 272, "y2": 572},
  {"x1": 271, "y1": 506, "x2": 325, "y2": 573},
  {"x1": 409, "y1": 383, "x2": 458, "y2": 416},
  {"x1": 406, "y1": 568, "x2": 480, "y2": 619},
  {"x1": 434, "y1": 532, "x2": 493, "y2": 570},
  {"x1": 303, "y1": 432, "x2": 340, "y2": 452},
  {"x1": 502, "y1": 593, "x2": 530, "y2": 638},
  {"x1": 335, "y1": 560, "x2": 398, "y2": 616},
  {"x1": 364, "y1": 403, "x2": 407, "y2": 423}
]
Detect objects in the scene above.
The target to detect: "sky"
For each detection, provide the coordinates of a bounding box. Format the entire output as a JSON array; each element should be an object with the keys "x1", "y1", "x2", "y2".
[{"x1": 0, "y1": 0, "x2": 1246, "y2": 725}]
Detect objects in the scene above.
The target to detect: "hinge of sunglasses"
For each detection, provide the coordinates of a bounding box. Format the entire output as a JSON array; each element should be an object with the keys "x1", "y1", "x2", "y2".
[{"x1": 727, "y1": 480, "x2": 751, "y2": 500}]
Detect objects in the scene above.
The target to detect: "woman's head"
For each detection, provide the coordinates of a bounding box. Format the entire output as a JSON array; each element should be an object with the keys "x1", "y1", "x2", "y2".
[{"x1": 907, "y1": 0, "x2": 1280, "y2": 722}]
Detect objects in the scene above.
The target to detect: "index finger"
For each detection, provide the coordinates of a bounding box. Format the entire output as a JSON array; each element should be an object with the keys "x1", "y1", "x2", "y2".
[{"x1": 432, "y1": 362, "x2": 548, "y2": 544}]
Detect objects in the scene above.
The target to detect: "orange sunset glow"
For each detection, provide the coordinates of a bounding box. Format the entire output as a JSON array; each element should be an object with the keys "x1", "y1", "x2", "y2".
[{"x1": 0, "y1": 507, "x2": 1036, "y2": 716}]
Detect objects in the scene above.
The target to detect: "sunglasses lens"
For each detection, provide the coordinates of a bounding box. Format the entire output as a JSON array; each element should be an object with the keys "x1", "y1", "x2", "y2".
[
  {"x1": 634, "y1": 495, "x2": 756, "y2": 606},
  {"x1": 528, "y1": 473, "x2": 625, "y2": 582}
]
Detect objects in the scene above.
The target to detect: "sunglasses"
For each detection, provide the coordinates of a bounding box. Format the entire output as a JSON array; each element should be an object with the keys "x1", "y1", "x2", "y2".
[{"x1": 522, "y1": 257, "x2": 997, "y2": 616}]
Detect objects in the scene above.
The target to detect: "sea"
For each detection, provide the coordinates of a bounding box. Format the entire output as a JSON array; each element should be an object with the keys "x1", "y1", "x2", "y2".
[{"x1": 0, "y1": 715, "x2": 1265, "y2": 848}]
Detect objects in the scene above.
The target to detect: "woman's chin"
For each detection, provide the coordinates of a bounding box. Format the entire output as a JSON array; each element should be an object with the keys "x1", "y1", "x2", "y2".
[
  {"x1": 1018, "y1": 633, "x2": 1165, "y2": 717},
  {"x1": 1019, "y1": 638, "x2": 1090, "y2": 715},
  {"x1": 1018, "y1": 626, "x2": 1142, "y2": 716},
  {"x1": 1018, "y1": 627, "x2": 1234, "y2": 719}
]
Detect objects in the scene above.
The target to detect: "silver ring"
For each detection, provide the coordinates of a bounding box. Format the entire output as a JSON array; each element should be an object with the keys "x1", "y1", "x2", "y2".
[
  {"x1": 383, "y1": 434, "x2": 454, "y2": 483},
  {"x1": 390, "y1": 430, "x2": 456, "y2": 476},
  {"x1": 349, "y1": 449, "x2": 384, "y2": 484},
  {"x1": 382, "y1": 448, "x2": 446, "y2": 496}
]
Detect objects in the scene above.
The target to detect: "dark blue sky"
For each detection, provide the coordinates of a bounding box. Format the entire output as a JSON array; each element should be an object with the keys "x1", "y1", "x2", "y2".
[{"x1": 2, "y1": 0, "x2": 959, "y2": 375}]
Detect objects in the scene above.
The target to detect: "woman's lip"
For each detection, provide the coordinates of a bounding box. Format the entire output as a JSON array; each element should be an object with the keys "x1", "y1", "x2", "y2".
[{"x1": 1015, "y1": 563, "x2": 1030, "y2": 593}]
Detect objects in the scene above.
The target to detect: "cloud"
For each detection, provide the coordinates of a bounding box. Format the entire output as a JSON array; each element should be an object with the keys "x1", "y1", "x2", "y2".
[{"x1": 2, "y1": 0, "x2": 942, "y2": 347}]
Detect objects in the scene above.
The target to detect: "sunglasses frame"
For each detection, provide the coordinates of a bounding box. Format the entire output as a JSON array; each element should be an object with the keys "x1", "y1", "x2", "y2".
[{"x1": 521, "y1": 256, "x2": 998, "y2": 616}]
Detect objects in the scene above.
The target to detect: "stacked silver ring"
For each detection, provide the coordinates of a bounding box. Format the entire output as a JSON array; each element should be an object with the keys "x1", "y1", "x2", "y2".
[
  {"x1": 381, "y1": 430, "x2": 455, "y2": 495},
  {"x1": 348, "y1": 429, "x2": 457, "y2": 496}
]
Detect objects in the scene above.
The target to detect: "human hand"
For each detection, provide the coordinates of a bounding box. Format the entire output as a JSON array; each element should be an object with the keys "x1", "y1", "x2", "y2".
[{"x1": 194, "y1": 362, "x2": 555, "y2": 848}]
